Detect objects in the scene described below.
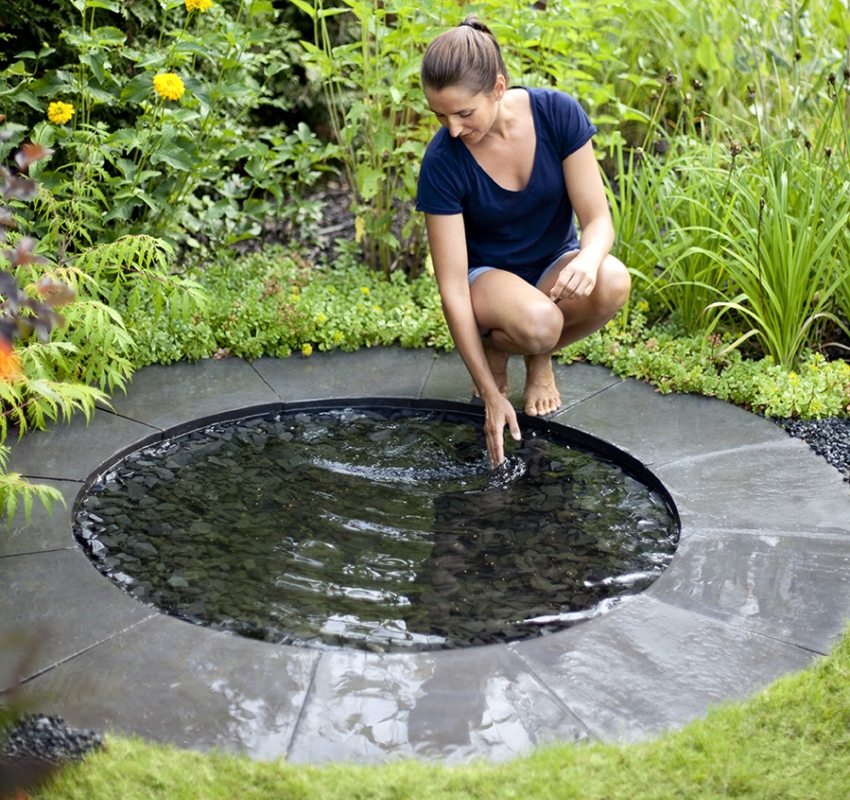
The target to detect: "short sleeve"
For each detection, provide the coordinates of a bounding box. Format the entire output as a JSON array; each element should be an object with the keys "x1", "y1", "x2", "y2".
[
  {"x1": 541, "y1": 90, "x2": 597, "y2": 160},
  {"x1": 416, "y1": 131, "x2": 466, "y2": 215}
]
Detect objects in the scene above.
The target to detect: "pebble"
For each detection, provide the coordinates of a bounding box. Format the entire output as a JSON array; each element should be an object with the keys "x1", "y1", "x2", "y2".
[{"x1": 1, "y1": 713, "x2": 104, "y2": 767}]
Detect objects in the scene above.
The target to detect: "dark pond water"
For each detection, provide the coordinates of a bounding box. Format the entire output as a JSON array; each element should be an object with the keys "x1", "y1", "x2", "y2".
[{"x1": 75, "y1": 405, "x2": 678, "y2": 652}]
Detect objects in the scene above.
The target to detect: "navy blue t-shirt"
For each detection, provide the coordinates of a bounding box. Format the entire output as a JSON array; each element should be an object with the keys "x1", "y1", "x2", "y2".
[{"x1": 416, "y1": 87, "x2": 597, "y2": 282}]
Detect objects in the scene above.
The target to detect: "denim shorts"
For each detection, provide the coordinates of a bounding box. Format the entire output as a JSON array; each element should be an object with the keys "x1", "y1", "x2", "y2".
[{"x1": 467, "y1": 249, "x2": 579, "y2": 289}]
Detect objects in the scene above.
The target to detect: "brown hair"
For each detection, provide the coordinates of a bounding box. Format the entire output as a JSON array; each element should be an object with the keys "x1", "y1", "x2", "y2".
[{"x1": 420, "y1": 15, "x2": 509, "y2": 95}]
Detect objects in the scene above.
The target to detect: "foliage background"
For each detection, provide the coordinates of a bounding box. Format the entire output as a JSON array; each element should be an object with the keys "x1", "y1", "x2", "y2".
[{"x1": 0, "y1": 0, "x2": 849, "y2": 523}]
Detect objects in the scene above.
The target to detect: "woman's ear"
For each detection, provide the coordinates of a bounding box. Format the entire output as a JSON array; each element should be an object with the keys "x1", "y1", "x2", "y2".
[{"x1": 492, "y1": 73, "x2": 507, "y2": 100}]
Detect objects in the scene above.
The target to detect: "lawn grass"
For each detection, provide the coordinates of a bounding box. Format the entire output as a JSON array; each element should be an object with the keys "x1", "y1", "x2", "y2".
[{"x1": 32, "y1": 629, "x2": 850, "y2": 800}]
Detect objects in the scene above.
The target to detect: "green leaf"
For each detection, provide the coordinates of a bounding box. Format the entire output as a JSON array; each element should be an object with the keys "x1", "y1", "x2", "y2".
[
  {"x1": 91, "y1": 26, "x2": 126, "y2": 46},
  {"x1": 85, "y1": 0, "x2": 121, "y2": 11},
  {"x1": 249, "y1": 0, "x2": 275, "y2": 15},
  {"x1": 121, "y1": 74, "x2": 154, "y2": 104},
  {"x1": 829, "y1": 0, "x2": 850, "y2": 36},
  {"x1": 151, "y1": 147, "x2": 195, "y2": 171},
  {"x1": 2, "y1": 88, "x2": 42, "y2": 111},
  {"x1": 81, "y1": 52, "x2": 108, "y2": 84},
  {"x1": 288, "y1": 0, "x2": 316, "y2": 16},
  {"x1": 3, "y1": 60, "x2": 31, "y2": 77}
]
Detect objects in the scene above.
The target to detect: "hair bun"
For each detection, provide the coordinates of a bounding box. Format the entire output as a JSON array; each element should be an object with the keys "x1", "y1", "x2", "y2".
[{"x1": 459, "y1": 15, "x2": 492, "y2": 35}]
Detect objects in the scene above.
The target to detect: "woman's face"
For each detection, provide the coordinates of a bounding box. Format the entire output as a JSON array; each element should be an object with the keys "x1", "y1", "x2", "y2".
[{"x1": 424, "y1": 77, "x2": 505, "y2": 145}]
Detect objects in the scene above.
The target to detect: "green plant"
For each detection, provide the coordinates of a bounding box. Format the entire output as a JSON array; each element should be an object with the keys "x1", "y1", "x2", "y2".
[
  {"x1": 295, "y1": 0, "x2": 434, "y2": 276},
  {"x1": 701, "y1": 134, "x2": 850, "y2": 370},
  {"x1": 0, "y1": 121, "x2": 204, "y2": 521},
  {"x1": 559, "y1": 304, "x2": 850, "y2": 418},
  {"x1": 1, "y1": 0, "x2": 321, "y2": 253},
  {"x1": 1, "y1": 129, "x2": 86, "y2": 521},
  {"x1": 123, "y1": 244, "x2": 449, "y2": 365}
]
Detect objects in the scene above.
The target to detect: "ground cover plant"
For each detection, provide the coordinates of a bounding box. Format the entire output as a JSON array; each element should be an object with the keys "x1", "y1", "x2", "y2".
[{"x1": 2, "y1": 0, "x2": 850, "y2": 793}]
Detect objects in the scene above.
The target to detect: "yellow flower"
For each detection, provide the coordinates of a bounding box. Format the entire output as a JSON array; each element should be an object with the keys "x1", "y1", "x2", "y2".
[
  {"x1": 315, "y1": 312, "x2": 328, "y2": 325},
  {"x1": 359, "y1": 286, "x2": 370, "y2": 295},
  {"x1": 184, "y1": 0, "x2": 214, "y2": 9},
  {"x1": 153, "y1": 73, "x2": 185, "y2": 102},
  {"x1": 47, "y1": 101, "x2": 75, "y2": 125},
  {"x1": 301, "y1": 343, "x2": 313, "y2": 357},
  {"x1": 332, "y1": 331, "x2": 344, "y2": 344}
]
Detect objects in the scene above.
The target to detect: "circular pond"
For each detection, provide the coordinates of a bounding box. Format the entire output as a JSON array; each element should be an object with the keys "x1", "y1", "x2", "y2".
[{"x1": 74, "y1": 401, "x2": 679, "y2": 652}]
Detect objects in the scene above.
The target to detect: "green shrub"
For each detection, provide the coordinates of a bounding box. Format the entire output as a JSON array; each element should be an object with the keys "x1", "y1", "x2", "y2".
[{"x1": 1, "y1": 0, "x2": 327, "y2": 253}]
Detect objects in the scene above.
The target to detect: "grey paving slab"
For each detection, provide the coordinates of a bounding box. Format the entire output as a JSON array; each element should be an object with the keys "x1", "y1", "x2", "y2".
[
  {"x1": 510, "y1": 595, "x2": 816, "y2": 743},
  {"x1": 648, "y1": 528, "x2": 850, "y2": 654},
  {"x1": 0, "y1": 549, "x2": 154, "y2": 692},
  {"x1": 5, "y1": 411, "x2": 158, "y2": 481},
  {"x1": 554, "y1": 379, "x2": 785, "y2": 465},
  {"x1": 253, "y1": 347, "x2": 435, "y2": 402},
  {"x1": 0, "y1": 479, "x2": 81, "y2": 556},
  {"x1": 17, "y1": 614, "x2": 319, "y2": 759},
  {"x1": 657, "y1": 438, "x2": 850, "y2": 534},
  {"x1": 286, "y1": 644, "x2": 589, "y2": 765},
  {"x1": 98, "y1": 358, "x2": 281, "y2": 431}
]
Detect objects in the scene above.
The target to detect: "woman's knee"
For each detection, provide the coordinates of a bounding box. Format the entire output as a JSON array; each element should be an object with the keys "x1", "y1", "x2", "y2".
[
  {"x1": 514, "y1": 299, "x2": 563, "y2": 352},
  {"x1": 599, "y1": 256, "x2": 631, "y2": 312}
]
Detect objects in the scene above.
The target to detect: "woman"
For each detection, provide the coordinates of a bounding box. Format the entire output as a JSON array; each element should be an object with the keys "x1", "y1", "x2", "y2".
[{"x1": 417, "y1": 16, "x2": 631, "y2": 466}]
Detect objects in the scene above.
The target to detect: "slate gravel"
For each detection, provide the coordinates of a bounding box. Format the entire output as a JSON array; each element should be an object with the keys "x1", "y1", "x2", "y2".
[{"x1": 1, "y1": 713, "x2": 104, "y2": 767}]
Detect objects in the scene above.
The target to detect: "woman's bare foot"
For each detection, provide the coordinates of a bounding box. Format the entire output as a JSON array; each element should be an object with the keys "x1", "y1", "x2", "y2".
[{"x1": 522, "y1": 354, "x2": 561, "y2": 416}]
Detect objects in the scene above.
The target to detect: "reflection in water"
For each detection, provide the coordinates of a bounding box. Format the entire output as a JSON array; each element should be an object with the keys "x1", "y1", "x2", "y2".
[{"x1": 75, "y1": 406, "x2": 678, "y2": 652}]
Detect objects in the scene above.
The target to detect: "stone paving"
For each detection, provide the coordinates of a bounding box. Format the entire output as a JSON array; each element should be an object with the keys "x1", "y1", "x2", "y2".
[{"x1": 2, "y1": 347, "x2": 850, "y2": 764}]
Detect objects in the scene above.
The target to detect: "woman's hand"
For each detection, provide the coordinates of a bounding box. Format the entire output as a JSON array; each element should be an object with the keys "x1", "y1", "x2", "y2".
[
  {"x1": 483, "y1": 393, "x2": 522, "y2": 467},
  {"x1": 548, "y1": 251, "x2": 599, "y2": 302}
]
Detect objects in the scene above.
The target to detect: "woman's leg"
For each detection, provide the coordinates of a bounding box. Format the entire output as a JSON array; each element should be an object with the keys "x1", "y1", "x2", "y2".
[
  {"x1": 470, "y1": 269, "x2": 565, "y2": 414},
  {"x1": 471, "y1": 254, "x2": 631, "y2": 415},
  {"x1": 538, "y1": 252, "x2": 632, "y2": 349}
]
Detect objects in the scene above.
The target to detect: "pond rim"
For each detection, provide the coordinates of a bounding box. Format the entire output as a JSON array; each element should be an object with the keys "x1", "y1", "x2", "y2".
[{"x1": 72, "y1": 397, "x2": 681, "y2": 652}]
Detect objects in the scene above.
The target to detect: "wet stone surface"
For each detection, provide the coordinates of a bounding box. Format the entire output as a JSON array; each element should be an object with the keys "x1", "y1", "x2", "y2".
[{"x1": 74, "y1": 406, "x2": 678, "y2": 653}]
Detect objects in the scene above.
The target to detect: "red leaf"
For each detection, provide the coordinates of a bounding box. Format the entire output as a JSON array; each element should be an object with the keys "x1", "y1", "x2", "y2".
[
  {"x1": 7, "y1": 237, "x2": 46, "y2": 267},
  {"x1": 14, "y1": 143, "x2": 55, "y2": 172},
  {"x1": 2, "y1": 174, "x2": 37, "y2": 202},
  {"x1": 35, "y1": 277, "x2": 75, "y2": 307}
]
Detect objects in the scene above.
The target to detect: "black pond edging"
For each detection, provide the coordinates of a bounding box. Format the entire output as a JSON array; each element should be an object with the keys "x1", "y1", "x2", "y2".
[{"x1": 71, "y1": 398, "x2": 680, "y2": 653}]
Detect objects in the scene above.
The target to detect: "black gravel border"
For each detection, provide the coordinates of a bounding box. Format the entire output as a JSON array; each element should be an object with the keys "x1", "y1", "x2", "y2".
[{"x1": 0, "y1": 713, "x2": 104, "y2": 791}]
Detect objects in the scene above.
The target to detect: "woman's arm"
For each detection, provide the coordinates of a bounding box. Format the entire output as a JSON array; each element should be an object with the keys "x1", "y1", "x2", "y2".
[
  {"x1": 547, "y1": 140, "x2": 615, "y2": 302},
  {"x1": 425, "y1": 212, "x2": 521, "y2": 465}
]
